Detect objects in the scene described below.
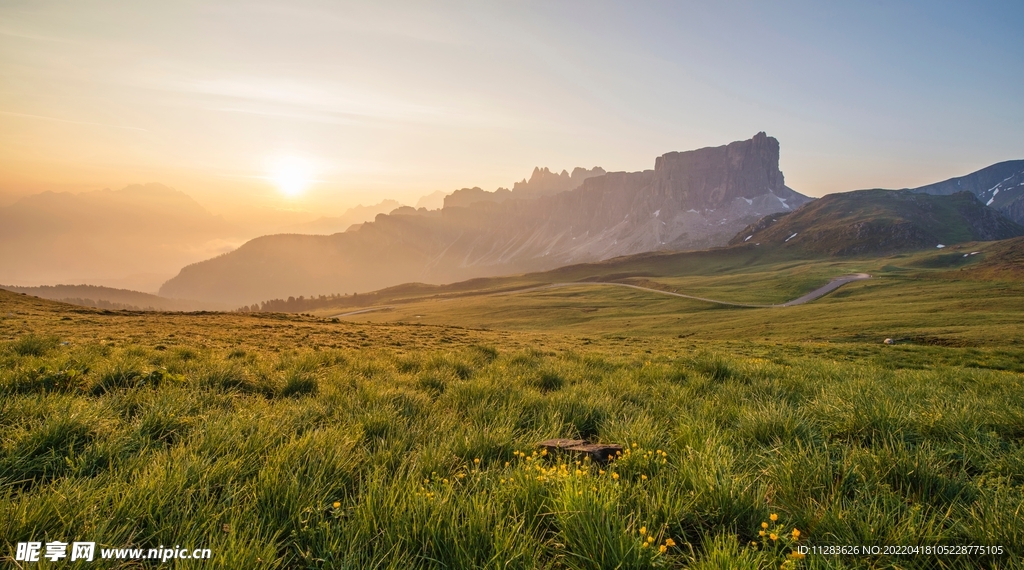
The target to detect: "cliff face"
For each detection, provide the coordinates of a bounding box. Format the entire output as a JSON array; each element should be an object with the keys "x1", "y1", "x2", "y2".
[
  {"x1": 653, "y1": 131, "x2": 788, "y2": 209},
  {"x1": 160, "y1": 133, "x2": 808, "y2": 305}
]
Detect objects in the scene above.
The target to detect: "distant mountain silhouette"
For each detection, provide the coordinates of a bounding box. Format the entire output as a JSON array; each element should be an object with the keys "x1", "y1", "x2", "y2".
[
  {"x1": 289, "y1": 200, "x2": 403, "y2": 234},
  {"x1": 415, "y1": 190, "x2": 449, "y2": 210},
  {"x1": 160, "y1": 133, "x2": 811, "y2": 305},
  {"x1": 909, "y1": 160, "x2": 1024, "y2": 225},
  {"x1": 0, "y1": 183, "x2": 239, "y2": 291},
  {"x1": 730, "y1": 189, "x2": 1024, "y2": 255}
]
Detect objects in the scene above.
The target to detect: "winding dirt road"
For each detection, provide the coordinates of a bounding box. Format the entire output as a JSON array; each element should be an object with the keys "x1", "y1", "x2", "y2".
[
  {"x1": 328, "y1": 273, "x2": 871, "y2": 317},
  {"x1": 503, "y1": 273, "x2": 872, "y2": 308},
  {"x1": 329, "y1": 306, "x2": 395, "y2": 317}
]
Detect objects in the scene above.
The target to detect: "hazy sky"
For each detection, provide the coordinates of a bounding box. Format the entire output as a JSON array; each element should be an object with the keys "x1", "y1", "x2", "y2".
[{"x1": 1, "y1": 0, "x2": 1022, "y2": 217}]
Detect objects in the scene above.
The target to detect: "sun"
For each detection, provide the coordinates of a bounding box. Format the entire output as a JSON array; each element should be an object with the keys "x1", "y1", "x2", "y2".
[{"x1": 269, "y1": 156, "x2": 314, "y2": 197}]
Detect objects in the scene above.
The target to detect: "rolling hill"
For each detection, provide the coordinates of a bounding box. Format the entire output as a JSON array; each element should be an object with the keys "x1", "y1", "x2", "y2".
[{"x1": 0, "y1": 284, "x2": 227, "y2": 311}]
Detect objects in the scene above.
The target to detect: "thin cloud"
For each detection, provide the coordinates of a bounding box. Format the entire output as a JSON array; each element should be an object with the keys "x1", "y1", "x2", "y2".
[
  {"x1": 0, "y1": 111, "x2": 149, "y2": 132},
  {"x1": 0, "y1": 27, "x2": 77, "y2": 44},
  {"x1": 161, "y1": 75, "x2": 536, "y2": 130}
]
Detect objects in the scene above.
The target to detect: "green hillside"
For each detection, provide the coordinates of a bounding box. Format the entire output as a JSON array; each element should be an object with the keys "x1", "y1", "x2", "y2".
[{"x1": 323, "y1": 240, "x2": 1023, "y2": 349}]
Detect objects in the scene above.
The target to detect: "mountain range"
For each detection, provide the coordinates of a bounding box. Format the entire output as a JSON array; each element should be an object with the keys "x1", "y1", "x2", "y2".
[
  {"x1": 160, "y1": 132, "x2": 811, "y2": 305},
  {"x1": 7, "y1": 133, "x2": 1019, "y2": 311}
]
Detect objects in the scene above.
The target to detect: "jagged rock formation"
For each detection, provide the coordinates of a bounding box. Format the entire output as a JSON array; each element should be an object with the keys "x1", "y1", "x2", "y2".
[
  {"x1": 910, "y1": 160, "x2": 1024, "y2": 225},
  {"x1": 443, "y1": 166, "x2": 606, "y2": 208},
  {"x1": 730, "y1": 189, "x2": 1024, "y2": 256},
  {"x1": 160, "y1": 133, "x2": 810, "y2": 305},
  {"x1": 511, "y1": 166, "x2": 607, "y2": 197}
]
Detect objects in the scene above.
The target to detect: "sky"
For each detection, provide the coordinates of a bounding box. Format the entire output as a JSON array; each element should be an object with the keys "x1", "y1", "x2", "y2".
[{"x1": 1, "y1": 0, "x2": 1022, "y2": 220}]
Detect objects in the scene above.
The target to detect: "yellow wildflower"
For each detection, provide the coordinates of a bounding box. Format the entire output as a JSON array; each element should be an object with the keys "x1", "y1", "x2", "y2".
[
  {"x1": 612, "y1": 472, "x2": 619, "y2": 480},
  {"x1": 332, "y1": 501, "x2": 341, "y2": 509},
  {"x1": 641, "y1": 474, "x2": 648, "y2": 481},
  {"x1": 659, "y1": 544, "x2": 667, "y2": 553},
  {"x1": 474, "y1": 458, "x2": 481, "y2": 465},
  {"x1": 761, "y1": 522, "x2": 768, "y2": 529},
  {"x1": 770, "y1": 533, "x2": 778, "y2": 541},
  {"x1": 792, "y1": 528, "x2": 801, "y2": 539},
  {"x1": 759, "y1": 530, "x2": 765, "y2": 537},
  {"x1": 770, "y1": 513, "x2": 778, "y2": 522},
  {"x1": 790, "y1": 551, "x2": 805, "y2": 560},
  {"x1": 665, "y1": 538, "x2": 676, "y2": 547},
  {"x1": 639, "y1": 526, "x2": 647, "y2": 535}
]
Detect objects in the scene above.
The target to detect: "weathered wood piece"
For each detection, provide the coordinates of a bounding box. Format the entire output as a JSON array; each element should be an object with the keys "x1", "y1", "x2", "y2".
[
  {"x1": 536, "y1": 439, "x2": 623, "y2": 464},
  {"x1": 537, "y1": 438, "x2": 586, "y2": 451},
  {"x1": 568, "y1": 443, "x2": 624, "y2": 464}
]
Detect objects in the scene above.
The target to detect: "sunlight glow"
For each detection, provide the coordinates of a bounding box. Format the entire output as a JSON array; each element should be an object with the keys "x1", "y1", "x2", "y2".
[{"x1": 270, "y1": 156, "x2": 314, "y2": 197}]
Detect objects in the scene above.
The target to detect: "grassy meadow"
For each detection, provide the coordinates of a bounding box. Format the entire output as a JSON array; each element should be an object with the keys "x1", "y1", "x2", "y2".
[{"x1": 2, "y1": 241, "x2": 1024, "y2": 568}]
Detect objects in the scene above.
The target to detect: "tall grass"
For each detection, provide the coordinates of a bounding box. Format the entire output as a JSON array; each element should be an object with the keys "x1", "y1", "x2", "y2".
[{"x1": 1, "y1": 335, "x2": 1022, "y2": 568}]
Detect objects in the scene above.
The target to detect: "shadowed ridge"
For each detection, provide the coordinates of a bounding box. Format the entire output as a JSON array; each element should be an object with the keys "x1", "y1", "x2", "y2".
[{"x1": 730, "y1": 189, "x2": 1024, "y2": 256}]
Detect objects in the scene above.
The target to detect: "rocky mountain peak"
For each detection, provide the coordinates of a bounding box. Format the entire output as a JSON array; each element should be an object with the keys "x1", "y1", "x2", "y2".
[{"x1": 653, "y1": 132, "x2": 787, "y2": 210}]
